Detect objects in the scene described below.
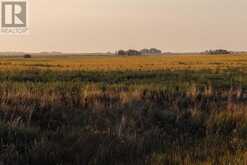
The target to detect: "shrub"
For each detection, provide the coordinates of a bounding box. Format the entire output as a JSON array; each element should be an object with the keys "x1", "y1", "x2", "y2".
[{"x1": 24, "y1": 54, "x2": 32, "y2": 58}]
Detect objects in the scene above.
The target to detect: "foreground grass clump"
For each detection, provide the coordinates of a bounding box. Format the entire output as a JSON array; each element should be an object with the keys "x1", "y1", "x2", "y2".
[{"x1": 0, "y1": 68, "x2": 246, "y2": 164}]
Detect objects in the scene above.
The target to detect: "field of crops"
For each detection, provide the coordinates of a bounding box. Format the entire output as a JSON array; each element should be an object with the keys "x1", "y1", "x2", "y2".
[{"x1": 0, "y1": 54, "x2": 247, "y2": 165}]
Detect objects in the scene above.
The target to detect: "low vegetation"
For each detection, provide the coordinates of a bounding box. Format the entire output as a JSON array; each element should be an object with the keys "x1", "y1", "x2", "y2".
[{"x1": 0, "y1": 55, "x2": 247, "y2": 164}]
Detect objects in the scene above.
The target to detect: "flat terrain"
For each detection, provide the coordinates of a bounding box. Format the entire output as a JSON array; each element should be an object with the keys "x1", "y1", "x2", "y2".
[
  {"x1": 0, "y1": 54, "x2": 247, "y2": 164},
  {"x1": 1, "y1": 54, "x2": 247, "y2": 71}
]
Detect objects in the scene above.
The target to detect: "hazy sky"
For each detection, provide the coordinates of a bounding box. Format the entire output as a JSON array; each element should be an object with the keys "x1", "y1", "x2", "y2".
[{"x1": 0, "y1": 0, "x2": 247, "y2": 53}]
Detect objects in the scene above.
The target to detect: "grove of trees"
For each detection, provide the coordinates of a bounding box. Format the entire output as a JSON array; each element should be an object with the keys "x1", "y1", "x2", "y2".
[
  {"x1": 205, "y1": 49, "x2": 231, "y2": 55},
  {"x1": 117, "y1": 48, "x2": 162, "y2": 56}
]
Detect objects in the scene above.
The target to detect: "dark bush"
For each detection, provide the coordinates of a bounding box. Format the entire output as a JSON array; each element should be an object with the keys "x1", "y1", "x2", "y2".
[{"x1": 24, "y1": 54, "x2": 32, "y2": 58}]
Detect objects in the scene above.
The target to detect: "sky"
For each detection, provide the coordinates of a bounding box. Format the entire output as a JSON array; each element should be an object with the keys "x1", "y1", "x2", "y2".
[{"x1": 0, "y1": 0, "x2": 247, "y2": 53}]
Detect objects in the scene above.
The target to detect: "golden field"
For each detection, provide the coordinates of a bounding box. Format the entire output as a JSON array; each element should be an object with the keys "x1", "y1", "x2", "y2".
[{"x1": 1, "y1": 54, "x2": 247, "y2": 71}]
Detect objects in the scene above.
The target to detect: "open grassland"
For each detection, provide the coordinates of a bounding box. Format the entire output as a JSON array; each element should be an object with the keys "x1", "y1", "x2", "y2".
[
  {"x1": 1, "y1": 54, "x2": 247, "y2": 71},
  {"x1": 0, "y1": 55, "x2": 247, "y2": 164}
]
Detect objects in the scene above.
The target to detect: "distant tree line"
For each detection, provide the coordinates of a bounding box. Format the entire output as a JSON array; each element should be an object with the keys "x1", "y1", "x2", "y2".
[
  {"x1": 117, "y1": 48, "x2": 162, "y2": 56},
  {"x1": 205, "y1": 49, "x2": 231, "y2": 55}
]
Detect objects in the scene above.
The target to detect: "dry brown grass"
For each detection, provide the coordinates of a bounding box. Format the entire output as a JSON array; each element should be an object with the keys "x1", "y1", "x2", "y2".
[
  {"x1": 1, "y1": 54, "x2": 247, "y2": 71},
  {"x1": 1, "y1": 54, "x2": 247, "y2": 164}
]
